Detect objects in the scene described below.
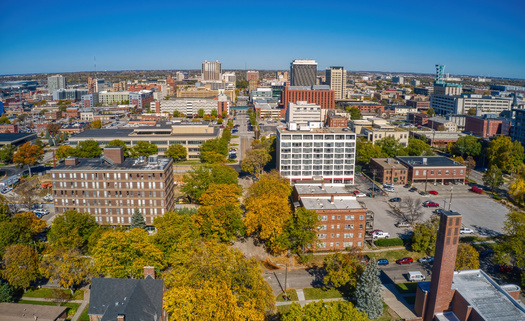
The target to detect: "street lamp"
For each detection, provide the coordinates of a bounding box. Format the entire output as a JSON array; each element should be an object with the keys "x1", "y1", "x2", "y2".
[{"x1": 448, "y1": 186, "x2": 453, "y2": 211}]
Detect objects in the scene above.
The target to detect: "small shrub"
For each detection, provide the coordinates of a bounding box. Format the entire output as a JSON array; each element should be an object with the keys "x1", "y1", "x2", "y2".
[
  {"x1": 297, "y1": 253, "x2": 313, "y2": 264},
  {"x1": 493, "y1": 195, "x2": 502, "y2": 200},
  {"x1": 375, "y1": 238, "x2": 404, "y2": 247}
]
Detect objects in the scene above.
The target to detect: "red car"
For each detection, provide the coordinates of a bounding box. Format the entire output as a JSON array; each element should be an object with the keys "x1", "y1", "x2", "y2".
[
  {"x1": 370, "y1": 229, "x2": 383, "y2": 236},
  {"x1": 396, "y1": 257, "x2": 413, "y2": 264},
  {"x1": 424, "y1": 202, "x2": 439, "y2": 207},
  {"x1": 428, "y1": 190, "x2": 438, "y2": 195}
]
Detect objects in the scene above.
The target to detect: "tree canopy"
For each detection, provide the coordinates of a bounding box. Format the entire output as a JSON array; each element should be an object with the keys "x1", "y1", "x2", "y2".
[
  {"x1": 48, "y1": 210, "x2": 98, "y2": 253},
  {"x1": 131, "y1": 141, "x2": 158, "y2": 158},
  {"x1": 323, "y1": 249, "x2": 364, "y2": 294},
  {"x1": 241, "y1": 148, "x2": 271, "y2": 178},
  {"x1": 411, "y1": 214, "x2": 440, "y2": 255},
  {"x1": 452, "y1": 135, "x2": 481, "y2": 157},
  {"x1": 1, "y1": 244, "x2": 40, "y2": 290},
  {"x1": 107, "y1": 139, "x2": 130, "y2": 157},
  {"x1": 376, "y1": 136, "x2": 407, "y2": 158},
  {"x1": 55, "y1": 145, "x2": 74, "y2": 160},
  {"x1": 406, "y1": 137, "x2": 433, "y2": 156},
  {"x1": 165, "y1": 144, "x2": 187, "y2": 162},
  {"x1": 356, "y1": 138, "x2": 384, "y2": 165},
  {"x1": 13, "y1": 142, "x2": 44, "y2": 176},
  {"x1": 483, "y1": 166, "x2": 504, "y2": 193},
  {"x1": 486, "y1": 135, "x2": 525, "y2": 173},
  {"x1": 131, "y1": 209, "x2": 147, "y2": 230},
  {"x1": 40, "y1": 248, "x2": 93, "y2": 294},
  {"x1": 355, "y1": 261, "x2": 383, "y2": 319},
  {"x1": 182, "y1": 164, "x2": 239, "y2": 202},
  {"x1": 282, "y1": 301, "x2": 368, "y2": 321},
  {"x1": 0, "y1": 212, "x2": 47, "y2": 256},
  {"x1": 346, "y1": 106, "x2": 362, "y2": 120},
  {"x1": 73, "y1": 140, "x2": 102, "y2": 158},
  {"x1": 455, "y1": 244, "x2": 480, "y2": 271},
  {"x1": 275, "y1": 207, "x2": 318, "y2": 255},
  {"x1": 0, "y1": 144, "x2": 16, "y2": 164}
]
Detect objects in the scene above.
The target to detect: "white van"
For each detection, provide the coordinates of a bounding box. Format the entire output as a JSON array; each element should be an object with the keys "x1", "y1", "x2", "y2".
[{"x1": 408, "y1": 271, "x2": 426, "y2": 282}]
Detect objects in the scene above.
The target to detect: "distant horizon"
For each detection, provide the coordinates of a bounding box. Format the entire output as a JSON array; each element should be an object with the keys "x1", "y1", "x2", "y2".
[{"x1": 1, "y1": 0, "x2": 524, "y2": 79}]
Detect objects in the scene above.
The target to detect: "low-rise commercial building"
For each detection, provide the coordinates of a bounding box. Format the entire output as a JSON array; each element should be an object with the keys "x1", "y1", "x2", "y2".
[
  {"x1": 427, "y1": 117, "x2": 458, "y2": 131},
  {"x1": 396, "y1": 156, "x2": 466, "y2": 184},
  {"x1": 369, "y1": 158, "x2": 408, "y2": 185},
  {"x1": 363, "y1": 126, "x2": 409, "y2": 146}
]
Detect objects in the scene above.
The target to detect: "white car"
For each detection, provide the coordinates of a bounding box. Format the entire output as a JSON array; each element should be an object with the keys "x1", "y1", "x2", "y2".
[
  {"x1": 460, "y1": 227, "x2": 474, "y2": 234},
  {"x1": 354, "y1": 192, "x2": 367, "y2": 198},
  {"x1": 373, "y1": 231, "x2": 390, "y2": 239}
]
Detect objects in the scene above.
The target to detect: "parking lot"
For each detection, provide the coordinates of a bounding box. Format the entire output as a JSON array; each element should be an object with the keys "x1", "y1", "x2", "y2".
[{"x1": 353, "y1": 174, "x2": 509, "y2": 238}]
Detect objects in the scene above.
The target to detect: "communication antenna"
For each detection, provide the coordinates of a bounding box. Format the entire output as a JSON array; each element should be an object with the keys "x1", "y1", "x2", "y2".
[{"x1": 94, "y1": 56, "x2": 97, "y2": 78}]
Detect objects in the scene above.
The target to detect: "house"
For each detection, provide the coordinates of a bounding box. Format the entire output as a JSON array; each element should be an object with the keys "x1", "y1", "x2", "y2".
[{"x1": 88, "y1": 266, "x2": 167, "y2": 321}]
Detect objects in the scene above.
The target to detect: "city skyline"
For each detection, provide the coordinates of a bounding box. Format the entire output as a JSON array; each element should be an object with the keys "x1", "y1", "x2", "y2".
[{"x1": 1, "y1": 0, "x2": 524, "y2": 78}]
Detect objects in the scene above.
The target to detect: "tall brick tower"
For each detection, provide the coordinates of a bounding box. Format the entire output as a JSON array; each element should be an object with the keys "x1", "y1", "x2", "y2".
[{"x1": 424, "y1": 211, "x2": 462, "y2": 321}]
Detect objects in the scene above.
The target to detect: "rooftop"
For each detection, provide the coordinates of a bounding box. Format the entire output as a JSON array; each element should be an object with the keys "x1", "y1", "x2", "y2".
[
  {"x1": 396, "y1": 156, "x2": 465, "y2": 168},
  {"x1": 0, "y1": 303, "x2": 68, "y2": 321},
  {"x1": 278, "y1": 127, "x2": 355, "y2": 134},
  {"x1": 52, "y1": 156, "x2": 171, "y2": 172},
  {"x1": 295, "y1": 184, "x2": 351, "y2": 196},
  {"x1": 301, "y1": 196, "x2": 363, "y2": 210},
  {"x1": 371, "y1": 158, "x2": 407, "y2": 169},
  {"x1": 288, "y1": 85, "x2": 331, "y2": 91}
]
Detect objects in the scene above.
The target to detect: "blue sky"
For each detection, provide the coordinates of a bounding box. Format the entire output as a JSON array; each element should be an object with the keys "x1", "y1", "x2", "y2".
[{"x1": 1, "y1": 0, "x2": 524, "y2": 78}]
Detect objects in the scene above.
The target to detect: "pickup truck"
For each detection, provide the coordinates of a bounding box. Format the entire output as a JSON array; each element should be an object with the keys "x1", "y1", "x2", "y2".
[{"x1": 373, "y1": 231, "x2": 390, "y2": 239}]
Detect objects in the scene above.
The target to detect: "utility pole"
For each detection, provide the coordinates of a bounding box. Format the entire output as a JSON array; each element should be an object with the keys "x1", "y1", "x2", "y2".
[
  {"x1": 449, "y1": 186, "x2": 453, "y2": 211},
  {"x1": 424, "y1": 169, "x2": 429, "y2": 192},
  {"x1": 284, "y1": 264, "x2": 288, "y2": 295}
]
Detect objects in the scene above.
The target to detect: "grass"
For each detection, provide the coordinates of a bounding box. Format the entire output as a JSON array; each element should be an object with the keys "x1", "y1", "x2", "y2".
[
  {"x1": 231, "y1": 135, "x2": 239, "y2": 138},
  {"x1": 277, "y1": 304, "x2": 292, "y2": 315},
  {"x1": 366, "y1": 248, "x2": 424, "y2": 263},
  {"x1": 394, "y1": 282, "x2": 418, "y2": 294},
  {"x1": 375, "y1": 301, "x2": 402, "y2": 321},
  {"x1": 404, "y1": 295, "x2": 416, "y2": 304},
  {"x1": 23, "y1": 288, "x2": 84, "y2": 300},
  {"x1": 16, "y1": 300, "x2": 81, "y2": 316},
  {"x1": 78, "y1": 304, "x2": 90, "y2": 321},
  {"x1": 276, "y1": 289, "x2": 298, "y2": 302},
  {"x1": 230, "y1": 143, "x2": 239, "y2": 146},
  {"x1": 303, "y1": 287, "x2": 344, "y2": 300}
]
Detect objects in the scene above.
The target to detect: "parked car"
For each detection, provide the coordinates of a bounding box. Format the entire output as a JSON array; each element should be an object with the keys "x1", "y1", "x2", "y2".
[
  {"x1": 403, "y1": 184, "x2": 412, "y2": 188},
  {"x1": 396, "y1": 257, "x2": 413, "y2": 264},
  {"x1": 480, "y1": 250, "x2": 494, "y2": 258},
  {"x1": 373, "y1": 231, "x2": 390, "y2": 239},
  {"x1": 418, "y1": 256, "x2": 434, "y2": 263},
  {"x1": 428, "y1": 190, "x2": 439, "y2": 195},
  {"x1": 383, "y1": 183, "x2": 394, "y2": 188},
  {"x1": 175, "y1": 196, "x2": 190, "y2": 204},
  {"x1": 423, "y1": 202, "x2": 439, "y2": 207},
  {"x1": 377, "y1": 259, "x2": 389, "y2": 266},
  {"x1": 389, "y1": 197, "x2": 401, "y2": 202},
  {"x1": 395, "y1": 221, "x2": 411, "y2": 228},
  {"x1": 354, "y1": 192, "x2": 367, "y2": 198},
  {"x1": 433, "y1": 209, "x2": 445, "y2": 215},
  {"x1": 369, "y1": 186, "x2": 381, "y2": 192},
  {"x1": 471, "y1": 186, "x2": 483, "y2": 194},
  {"x1": 419, "y1": 191, "x2": 430, "y2": 196},
  {"x1": 369, "y1": 229, "x2": 383, "y2": 236},
  {"x1": 409, "y1": 187, "x2": 418, "y2": 192},
  {"x1": 460, "y1": 227, "x2": 474, "y2": 234}
]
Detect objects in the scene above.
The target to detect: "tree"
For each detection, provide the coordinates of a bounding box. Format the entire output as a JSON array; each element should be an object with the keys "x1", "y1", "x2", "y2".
[
  {"x1": 13, "y1": 142, "x2": 44, "y2": 177},
  {"x1": 355, "y1": 261, "x2": 383, "y2": 319},
  {"x1": 173, "y1": 110, "x2": 181, "y2": 117},
  {"x1": 323, "y1": 249, "x2": 364, "y2": 294},
  {"x1": 0, "y1": 144, "x2": 16, "y2": 163},
  {"x1": 162, "y1": 241, "x2": 274, "y2": 320},
  {"x1": 131, "y1": 141, "x2": 158, "y2": 157},
  {"x1": 394, "y1": 197, "x2": 424, "y2": 225},
  {"x1": 55, "y1": 145, "x2": 74, "y2": 160},
  {"x1": 197, "y1": 108, "x2": 205, "y2": 118},
  {"x1": 346, "y1": 106, "x2": 362, "y2": 120},
  {"x1": 165, "y1": 144, "x2": 187, "y2": 162},
  {"x1": 0, "y1": 281, "x2": 14, "y2": 302},
  {"x1": 73, "y1": 140, "x2": 102, "y2": 158},
  {"x1": 90, "y1": 119, "x2": 102, "y2": 129},
  {"x1": 455, "y1": 244, "x2": 480, "y2": 271},
  {"x1": 376, "y1": 136, "x2": 407, "y2": 158},
  {"x1": 0, "y1": 212, "x2": 47, "y2": 255},
  {"x1": 0, "y1": 116, "x2": 11, "y2": 124},
  {"x1": 406, "y1": 137, "x2": 433, "y2": 156},
  {"x1": 411, "y1": 214, "x2": 440, "y2": 255},
  {"x1": 282, "y1": 301, "x2": 368, "y2": 321},
  {"x1": 465, "y1": 156, "x2": 476, "y2": 179},
  {"x1": 182, "y1": 164, "x2": 239, "y2": 202},
  {"x1": 486, "y1": 135, "x2": 525, "y2": 173},
  {"x1": 194, "y1": 184, "x2": 244, "y2": 242},
  {"x1": 48, "y1": 210, "x2": 98, "y2": 252},
  {"x1": 241, "y1": 148, "x2": 271, "y2": 178},
  {"x1": 17, "y1": 114, "x2": 28, "y2": 122},
  {"x1": 92, "y1": 228, "x2": 165, "y2": 278},
  {"x1": 47, "y1": 123, "x2": 61, "y2": 135},
  {"x1": 356, "y1": 138, "x2": 384, "y2": 165},
  {"x1": 211, "y1": 109, "x2": 218, "y2": 117},
  {"x1": 275, "y1": 207, "x2": 318, "y2": 256},
  {"x1": 244, "y1": 171, "x2": 292, "y2": 252},
  {"x1": 467, "y1": 107, "x2": 477, "y2": 116},
  {"x1": 1, "y1": 244, "x2": 40, "y2": 291},
  {"x1": 452, "y1": 135, "x2": 481, "y2": 157},
  {"x1": 510, "y1": 167, "x2": 525, "y2": 205},
  {"x1": 200, "y1": 138, "x2": 228, "y2": 163},
  {"x1": 107, "y1": 139, "x2": 130, "y2": 157},
  {"x1": 131, "y1": 209, "x2": 147, "y2": 230},
  {"x1": 483, "y1": 166, "x2": 504, "y2": 193},
  {"x1": 40, "y1": 248, "x2": 93, "y2": 294},
  {"x1": 426, "y1": 107, "x2": 436, "y2": 117}
]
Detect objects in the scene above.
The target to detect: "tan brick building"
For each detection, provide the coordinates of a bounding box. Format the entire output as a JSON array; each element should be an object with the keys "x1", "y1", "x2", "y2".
[{"x1": 51, "y1": 147, "x2": 175, "y2": 226}]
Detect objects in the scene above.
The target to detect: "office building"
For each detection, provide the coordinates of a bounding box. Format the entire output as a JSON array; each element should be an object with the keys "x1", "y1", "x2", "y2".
[
  {"x1": 369, "y1": 158, "x2": 408, "y2": 185},
  {"x1": 490, "y1": 84, "x2": 525, "y2": 92},
  {"x1": 465, "y1": 114, "x2": 510, "y2": 138},
  {"x1": 222, "y1": 72, "x2": 236, "y2": 83},
  {"x1": 276, "y1": 127, "x2": 356, "y2": 184},
  {"x1": 325, "y1": 66, "x2": 347, "y2": 100},
  {"x1": 414, "y1": 87, "x2": 434, "y2": 95},
  {"x1": 52, "y1": 89, "x2": 88, "y2": 101},
  {"x1": 48, "y1": 75, "x2": 66, "y2": 93},
  {"x1": 325, "y1": 111, "x2": 348, "y2": 128},
  {"x1": 81, "y1": 93, "x2": 99, "y2": 108},
  {"x1": 396, "y1": 156, "x2": 466, "y2": 184},
  {"x1": 158, "y1": 98, "x2": 219, "y2": 116},
  {"x1": 201, "y1": 60, "x2": 222, "y2": 81},
  {"x1": 410, "y1": 79, "x2": 421, "y2": 87},
  {"x1": 290, "y1": 59, "x2": 317, "y2": 86},
  {"x1": 88, "y1": 78, "x2": 106, "y2": 93},
  {"x1": 433, "y1": 65, "x2": 462, "y2": 95},
  {"x1": 286, "y1": 101, "x2": 321, "y2": 125},
  {"x1": 293, "y1": 184, "x2": 369, "y2": 251},
  {"x1": 51, "y1": 147, "x2": 175, "y2": 226},
  {"x1": 246, "y1": 71, "x2": 259, "y2": 81},
  {"x1": 406, "y1": 99, "x2": 430, "y2": 111},
  {"x1": 511, "y1": 106, "x2": 525, "y2": 148},
  {"x1": 280, "y1": 85, "x2": 334, "y2": 116},
  {"x1": 392, "y1": 76, "x2": 404, "y2": 84},
  {"x1": 431, "y1": 94, "x2": 512, "y2": 115},
  {"x1": 129, "y1": 90, "x2": 154, "y2": 109},
  {"x1": 427, "y1": 117, "x2": 458, "y2": 131}
]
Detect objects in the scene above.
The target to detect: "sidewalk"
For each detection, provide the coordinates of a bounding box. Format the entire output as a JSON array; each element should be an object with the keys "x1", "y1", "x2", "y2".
[
  {"x1": 381, "y1": 284, "x2": 417, "y2": 320},
  {"x1": 21, "y1": 289, "x2": 90, "y2": 321}
]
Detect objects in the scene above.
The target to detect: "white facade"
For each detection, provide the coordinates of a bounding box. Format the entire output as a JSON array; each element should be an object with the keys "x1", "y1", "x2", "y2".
[
  {"x1": 48, "y1": 75, "x2": 66, "y2": 93},
  {"x1": 201, "y1": 60, "x2": 222, "y2": 81},
  {"x1": 276, "y1": 128, "x2": 356, "y2": 183},
  {"x1": 99, "y1": 91, "x2": 130, "y2": 106},
  {"x1": 160, "y1": 98, "x2": 218, "y2": 116},
  {"x1": 431, "y1": 94, "x2": 512, "y2": 115},
  {"x1": 286, "y1": 101, "x2": 321, "y2": 125}
]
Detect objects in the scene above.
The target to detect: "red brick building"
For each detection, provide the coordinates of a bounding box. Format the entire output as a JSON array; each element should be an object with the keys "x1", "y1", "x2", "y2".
[
  {"x1": 347, "y1": 103, "x2": 384, "y2": 114},
  {"x1": 407, "y1": 112, "x2": 431, "y2": 126},
  {"x1": 407, "y1": 100, "x2": 430, "y2": 111},
  {"x1": 369, "y1": 158, "x2": 408, "y2": 185},
  {"x1": 280, "y1": 86, "x2": 334, "y2": 117},
  {"x1": 35, "y1": 123, "x2": 49, "y2": 135},
  {"x1": 325, "y1": 113, "x2": 348, "y2": 128},
  {"x1": 64, "y1": 109, "x2": 80, "y2": 118},
  {"x1": 396, "y1": 156, "x2": 466, "y2": 184},
  {"x1": 0, "y1": 124, "x2": 18, "y2": 133},
  {"x1": 45, "y1": 111, "x2": 63, "y2": 120},
  {"x1": 465, "y1": 115, "x2": 510, "y2": 138}
]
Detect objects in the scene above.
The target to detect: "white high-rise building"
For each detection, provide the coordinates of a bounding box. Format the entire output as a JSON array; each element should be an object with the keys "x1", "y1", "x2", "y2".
[
  {"x1": 201, "y1": 60, "x2": 222, "y2": 81},
  {"x1": 326, "y1": 66, "x2": 347, "y2": 100},
  {"x1": 48, "y1": 75, "x2": 66, "y2": 93}
]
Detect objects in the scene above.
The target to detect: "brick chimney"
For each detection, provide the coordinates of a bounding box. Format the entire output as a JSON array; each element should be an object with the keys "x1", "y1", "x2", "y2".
[
  {"x1": 144, "y1": 266, "x2": 155, "y2": 279},
  {"x1": 64, "y1": 157, "x2": 79, "y2": 166},
  {"x1": 117, "y1": 314, "x2": 125, "y2": 321},
  {"x1": 104, "y1": 146, "x2": 124, "y2": 164},
  {"x1": 330, "y1": 195, "x2": 335, "y2": 204}
]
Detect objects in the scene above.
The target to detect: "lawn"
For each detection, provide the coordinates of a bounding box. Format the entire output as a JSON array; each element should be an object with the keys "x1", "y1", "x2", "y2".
[
  {"x1": 23, "y1": 288, "x2": 84, "y2": 300},
  {"x1": 16, "y1": 300, "x2": 81, "y2": 316},
  {"x1": 277, "y1": 304, "x2": 292, "y2": 315},
  {"x1": 366, "y1": 249, "x2": 425, "y2": 263},
  {"x1": 78, "y1": 304, "x2": 90, "y2": 321},
  {"x1": 276, "y1": 289, "x2": 298, "y2": 302},
  {"x1": 394, "y1": 282, "x2": 418, "y2": 294},
  {"x1": 303, "y1": 287, "x2": 344, "y2": 300},
  {"x1": 231, "y1": 135, "x2": 240, "y2": 138},
  {"x1": 375, "y1": 301, "x2": 402, "y2": 321}
]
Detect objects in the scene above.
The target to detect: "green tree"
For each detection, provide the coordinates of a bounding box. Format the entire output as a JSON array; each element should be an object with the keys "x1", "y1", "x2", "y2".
[
  {"x1": 467, "y1": 107, "x2": 477, "y2": 116},
  {"x1": 48, "y1": 210, "x2": 98, "y2": 253},
  {"x1": 17, "y1": 114, "x2": 28, "y2": 122},
  {"x1": 0, "y1": 212, "x2": 47, "y2": 255},
  {"x1": 197, "y1": 108, "x2": 205, "y2": 118},
  {"x1": 1, "y1": 244, "x2": 40, "y2": 291},
  {"x1": 182, "y1": 164, "x2": 239, "y2": 202},
  {"x1": 0, "y1": 281, "x2": 13, "y2": 302},
  {"x1": 452, "y1": 135, "x2": 481, "y2": 157},
  {"x1": 426, "y1": 107, "x2": 436, "y2": 117},
  {"x1": 282, "y1": 301, "x2": 368, "y2": 321},
  {"x1": 376, "y1": 136, "x2": 407, "y2": 158},
  {"x1": 211, "y1": 109, "x2": 218, "y2": 117},
  {"x1": 131, "y1": 141, "x2": 158, "y2": 157},
  {"x1": 131, "y1": 209, "x2": 147, "y2": 230},
  {"x1": 173, "y1": 110, "x2": 181, "y2": 117},
  {"x1": 406, "y1": 137, "x2": 433, "y2": 156},
  {"x1": 323, "y1": 249, "x2": 364, "y2": 294},
  {"x1": 356, "y1": 138, "x2": 384, "y2": 165},
  {"x1": 486, "y1": 135, "x2": 525, "y2": 173},
  {"x1": 241, "y1": 148, "x2": 271, "y2": 178},
  {"x1": 346, "y1": 106, "x2": 362, "y2": 120},
  {"x1": 73, "y1": 140, "x2": 102, "y2": 158},
  {"x1": 194, "y1": 184, "x2": 244, "y2": 242},
  {"x1": 13, "y1": 142, "x2": 44, "y2": 176},
  {"x1": 55, "y1": 145, "x2": 74, "y2": 160},
  {"x1": 510, "y1": 166, "x2": 525, "y2": 205},
  {"x1": 494, "y1": 211, "x2": 525, "y2": 280},
  {"x1": 275, "y1": 207, "x2": 318, "y2": 256},
  {"x1": 411, "y1": 214, "x2": 440, "y2": 255},
  {"x1": 200, "y1": 138, "x2": 228, "y2": 163},
  {"x1": 0, "y1": 144, "x2": 16, "y2": 163},
  {"x1": 165, "y1": 144, "x2": 187, "y2": 162},
  {"x1": 236, "y1": 80, "x2": 249, "y2": 89},
  {"x1": 455, "y1": 244, "x2": 480, "y2": 271},
  {"x1": 0, "y1": 116, "x2": 11, "y2": 124},
  {"x1": 40, "y1": 248, "x2": 93, "y2": 295},
  {"x1": 355, "y1": 260, "x2": 383, "y2": 319},
  {"x1": 107, "y1": 139, "x2": 130, "y2": 157},
  {"x1": 483, "y1": 166, "x2": 504, "y2": 193}
]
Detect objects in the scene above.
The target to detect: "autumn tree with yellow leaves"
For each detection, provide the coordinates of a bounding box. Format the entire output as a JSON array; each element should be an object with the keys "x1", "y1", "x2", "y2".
[
  {"x1": 40, "y1": 248, "x2": 93, "y2": 294},
  {"x1": 1, "y1": 244, "x2": 40, "y2": 291},
  {"x1": 455, "y1": 244, "x2": 480, "y2": 271}
]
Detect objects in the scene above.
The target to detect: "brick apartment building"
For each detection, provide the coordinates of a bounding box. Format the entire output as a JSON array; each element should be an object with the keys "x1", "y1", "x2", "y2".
[
  {"x1": 464, "y1": 115, "x2": 510, "y2": 138},
  {"x1": 407, "y1": 99, "x2": 430, "y2": 111},
  {"x1": 369, "y1": 158, "x2": 408, "y2": 185},
  {"x1": 293, "y1": 184, "x2": 370, "y2": 251},
  {"x1": 346, "y1": 103, "x2": 384, "y2": 114},
  {"x1": 51, "y1": 147, "x2": 175, "y2": 226},
  {"x1": 280, "y1": 85, "x2": 335, "y2": 117},
  {"x1": 0, "y1": 124, "x2": 18, "y2": 133},
  {"x1": 325, "y1": 113, "x2": 348, "y2": 128},
  {"x1": 407, "y1": 112, "x2": 431, "y2": 126}
]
